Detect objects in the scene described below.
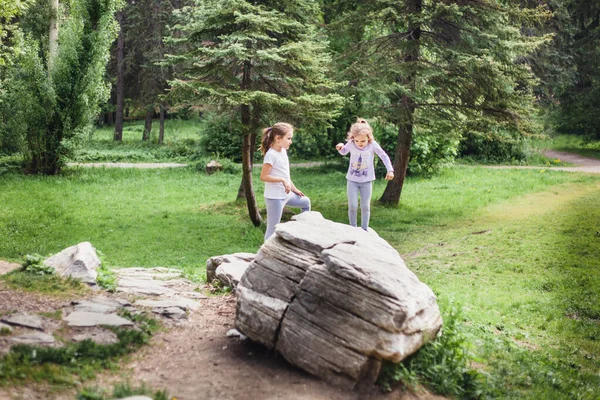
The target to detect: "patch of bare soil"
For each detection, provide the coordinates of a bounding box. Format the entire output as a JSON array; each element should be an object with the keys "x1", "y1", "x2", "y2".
[
  {"x1": 81, "y1": 295, "x2": 443, "y2": 400},
  {"x1": 0, "y1": 279, "x2": 444, "y2": 400}
]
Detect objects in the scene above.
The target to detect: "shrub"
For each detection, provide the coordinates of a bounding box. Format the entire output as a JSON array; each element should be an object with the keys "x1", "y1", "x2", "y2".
[
  {"x1": 374, "y1": 120, "x2": 459, "y2": 177},
  {"x1": 22, "y1": 254, "x2": 54, "y2": 276},
  {"x1": 458, "y1": 125, "x2": 534, "y2": 164},
  {"x1": 199, "y1": 114, "x2": 244, "y2": 162}
]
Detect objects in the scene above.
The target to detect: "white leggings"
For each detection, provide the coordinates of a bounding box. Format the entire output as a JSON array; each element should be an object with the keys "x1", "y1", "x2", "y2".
[
  {"x1": 264, "y1": 193, "x2": 311, "y2": 240},
  {"x1": 347, "y1": 180, "x2": 372, "y2": 230}
]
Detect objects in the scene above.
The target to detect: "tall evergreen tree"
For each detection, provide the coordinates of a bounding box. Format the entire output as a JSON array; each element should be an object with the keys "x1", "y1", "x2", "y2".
[
  {"x1": 165, "y1": 0, "x2": 343, "y2": 226},
  {"x1": 339, "y1": 0, "x2": 549, "y2": 204}
]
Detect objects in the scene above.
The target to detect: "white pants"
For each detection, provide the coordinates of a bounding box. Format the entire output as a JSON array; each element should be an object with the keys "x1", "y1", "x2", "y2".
[
  {"x1": 264, "y1": 193, "x2": 311, "y2": 240},
  {"x1": 347, "y1": 180, "x2": 372, "y2": 230}
]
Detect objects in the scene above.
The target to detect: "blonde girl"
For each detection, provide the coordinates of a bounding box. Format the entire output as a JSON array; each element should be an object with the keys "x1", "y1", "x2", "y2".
[
  {"x1": 335, "y1": 118, "x2": 394, "y2": 230},
  {"x1": 260, "y1": 122, "x2": 311, "y2": 240}
]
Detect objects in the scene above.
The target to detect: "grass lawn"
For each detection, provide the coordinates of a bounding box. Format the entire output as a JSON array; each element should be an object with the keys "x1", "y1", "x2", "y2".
[{"x1": 1, "y1": 153, "x2": 599, "y2": 397}]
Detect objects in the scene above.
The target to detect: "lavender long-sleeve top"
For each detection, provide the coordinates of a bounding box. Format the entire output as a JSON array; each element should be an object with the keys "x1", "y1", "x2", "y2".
[{"x1": 338, "y1": 140, "x2": 394, "y2": 183}]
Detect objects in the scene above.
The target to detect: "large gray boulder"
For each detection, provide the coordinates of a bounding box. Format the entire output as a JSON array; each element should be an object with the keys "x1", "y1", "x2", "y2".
[
  {"x1": 235, "y1": 211, "x2": 442, "y2": 389},
  {"x1": 44, "y1": 242, "x2": 100, "y2": 284}
]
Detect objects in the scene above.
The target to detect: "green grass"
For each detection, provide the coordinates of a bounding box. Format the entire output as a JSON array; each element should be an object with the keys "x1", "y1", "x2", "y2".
[
  {"x1": 1, "y1": 156, "x2": 600, "y2": 397},
  {"x1": 396, "y1": 180, "x2": 600, "y2": 398},
  {"x1": 0, "y1": 167, "x2": 264, "y2": 281}
]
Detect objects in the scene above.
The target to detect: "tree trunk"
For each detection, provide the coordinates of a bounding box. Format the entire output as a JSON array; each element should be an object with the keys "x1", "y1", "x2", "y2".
[
  {"x1": 142, "y1": 108, "x2": 153, "y2": 141},
  {"x1": 241, "y1": 61, "x2": 262, "y2": 226},
  {"x1": 48, "y1": 0, "x2": 59, "y2": 72},
  {"x1": 158, "y1": 103, "x2": 165, "y2": 144},
  {"x1": 237, "y1": 104, "x2": 260, "y2": 200},
  {"x1": 379, "y1": 0, "x2": 422, "y2": 205},
  {"x1": 114, "y1": 10, "x2": 125, "y2": 141}
]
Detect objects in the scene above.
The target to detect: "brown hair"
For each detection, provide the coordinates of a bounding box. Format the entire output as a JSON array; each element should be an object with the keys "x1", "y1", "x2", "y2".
[
  {"x1": 260, "y1": 122, "x2": 294, "y2": 155},
  {"x1": 346, "y1": 117, "x2": 374, "y2": 143}
]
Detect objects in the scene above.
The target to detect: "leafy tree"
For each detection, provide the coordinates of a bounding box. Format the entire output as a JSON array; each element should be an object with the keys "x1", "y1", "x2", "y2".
[
  {"x1": 337, "y1": 0, "x2": 549, "y2": 204},
  {"x1": 0, "y1": 0, "x2": 30, "y2": 69},
  {"x1": 165, "y1": 0, "x2": 344, "y2": 226},
  {"x1": 1, "y1": 0, "x2": 121, "y2": 173},
  {"x1": 0, "y1": 0, "x2": 31, "y2": 154}
]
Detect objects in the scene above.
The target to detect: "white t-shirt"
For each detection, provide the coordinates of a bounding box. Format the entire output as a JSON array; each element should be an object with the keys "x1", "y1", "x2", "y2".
[{"x1": 263, "y1": 148, "x2": 290, "y2": 199}]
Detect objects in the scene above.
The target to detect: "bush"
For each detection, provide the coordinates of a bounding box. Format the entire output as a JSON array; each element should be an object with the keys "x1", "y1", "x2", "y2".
[
  {"x1": 374, "y1": 119, "x2": 459, "y2": 177},
  {"x1": 200, "y1": 114, "x2": 244, "y2": 162},
  {"x1": 22, "y1": 254, "x2": 54, "y2": 276},
  {"x1": 458, "y1": 126, "x2": 531, "y2": 164}
]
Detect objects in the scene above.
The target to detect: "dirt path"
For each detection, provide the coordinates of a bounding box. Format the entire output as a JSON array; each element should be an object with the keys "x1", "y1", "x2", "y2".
[
  {"x1": 68, "y1": 150, "x2": 600, "y2": 173},
  {"x1": 0, "y1": 284, "x2": 442, "y2": 400},
  {"x1": 486, "y1": 150, "x2": 600, "y2": 173}
]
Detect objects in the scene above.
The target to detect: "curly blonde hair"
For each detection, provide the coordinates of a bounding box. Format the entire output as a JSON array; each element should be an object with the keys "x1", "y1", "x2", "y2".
[{"x1": 346, "y1": 118, "x2": 374, "y2": 143}]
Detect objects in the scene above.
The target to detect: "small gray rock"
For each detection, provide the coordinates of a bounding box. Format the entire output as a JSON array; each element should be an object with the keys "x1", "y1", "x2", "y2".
[
  {"x1": 10, "y1": 332, "x2": 55, "y2": 345},
  {"x1": 63, "y1": 311, "x2": 133, "y2": 327},
  {"x1": 1, "y1": 313, "x2": 44, "y2": 330}
]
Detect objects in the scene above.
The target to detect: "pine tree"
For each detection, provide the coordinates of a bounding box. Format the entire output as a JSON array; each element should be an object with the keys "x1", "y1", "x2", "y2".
[
  {"x1": 340, "y1": 0, "x2": 549, "y2": 204},
  {"x1": 165, "y1": 0, "x2": 343, "y2": 226}
]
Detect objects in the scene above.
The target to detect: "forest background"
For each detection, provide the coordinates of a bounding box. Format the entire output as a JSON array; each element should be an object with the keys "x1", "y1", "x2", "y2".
[
  {"x1": 2, "y1": 0, "x2": 600, "y2": 219},
  {"x1": 1, "y1": 0, "x2": 600, "y2": 399}
]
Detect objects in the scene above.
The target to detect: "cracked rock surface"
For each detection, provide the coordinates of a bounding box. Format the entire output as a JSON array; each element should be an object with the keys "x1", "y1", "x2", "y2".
[{"x1": 235, "y1": 211, "x2": 443, "y2": 389}]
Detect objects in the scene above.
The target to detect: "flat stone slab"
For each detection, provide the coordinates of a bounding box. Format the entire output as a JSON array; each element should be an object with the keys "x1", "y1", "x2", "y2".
[
  {"x1": 177, "y1": 291, "x2": 209, "y2": 299},
  {"x1": 73, "y1": 300, "x2": 120, "y2": 313},
  {"x1": 134, "y1": 297, "x2": 200, "y2": 311},
  {"x1": 70, "y1": 297, "x2": 131, "y2": 315},
  {"x1": 115, "y1": 396, "x2": 153, "y2": 400},
  {"x1": 152, "y1": 306, "x2": 186, "y2": 319},
  {"x1": 115, "y1": 267, "x2": 183, "y2": 277},
  {"x1": 1, "y1": 313, "x2": 44, "y2": 330},
  {"x1": 72, "y1": 328, "x2": 119, "y2": 345},
  {"x1": 63, "y1": 311, "x2": 133, "y2": 327},
  {"x1": 116, "y1": 277, "x2": 178, "y2": 296},
  {"x1": 10, "y1": 332, "x2": 55, "y2": 345}
]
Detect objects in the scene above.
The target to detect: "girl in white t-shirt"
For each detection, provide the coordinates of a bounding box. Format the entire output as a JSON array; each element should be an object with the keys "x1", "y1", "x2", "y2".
[{"x1": 260, "y1": 122, "x2": 311, "y2": 240}]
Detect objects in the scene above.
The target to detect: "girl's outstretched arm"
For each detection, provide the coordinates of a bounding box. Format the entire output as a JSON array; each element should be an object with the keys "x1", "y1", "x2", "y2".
[{"x1": 336, "y1": 141, "x2": 350, "y2": 155}]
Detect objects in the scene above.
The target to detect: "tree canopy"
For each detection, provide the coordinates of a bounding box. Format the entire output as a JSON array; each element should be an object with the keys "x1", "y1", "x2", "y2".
[{"x1": 165, "y1": 0, "x2": 344, "y2": 224}]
